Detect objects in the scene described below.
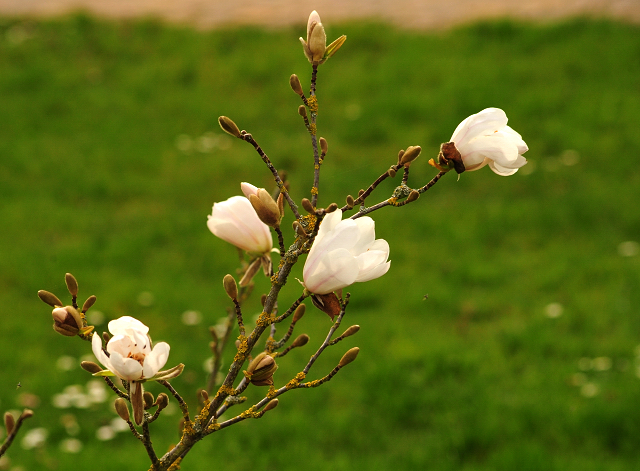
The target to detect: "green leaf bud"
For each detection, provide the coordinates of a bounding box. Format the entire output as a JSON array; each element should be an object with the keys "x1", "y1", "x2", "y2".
[
  {"x1": 218, "y1": 116, "x2": 242, "y2": 138},
  {"x1": 38, "y1": 290, "x2": 63, "y2": 307},
  {"x1": 223, "y1": 274, "x2": 238, "y2": 300},
  {"x1": 82, "y1": 295, "x2": 97, "y2": 313},
  {"x1": 291, "y1": 333, "x2": 310, "y2": 348},
  {"x1": 263, "y1": 398, "x2": 279, "y2": 412},
  {"x1": 114, "y1": 398, "x2": 130, "y2": 422},
  {"x1": 290, "y1": 74, "x2": 304, "y2": 96},
  {"x1": 400, "y1": 146, "x2": 422, "y2": 165},
  {"x1": 341, "y1": 325, "x2": 360, "y2": 338},
  {"x1": 293, "y1": 303, "x2": 306, "y2": 322},
  {"x1": 339, "y1": 347, "x2": 360, "y2": 367},
  {"x1": 65, "y1": 273, "x2": 78, "y2": 297}
]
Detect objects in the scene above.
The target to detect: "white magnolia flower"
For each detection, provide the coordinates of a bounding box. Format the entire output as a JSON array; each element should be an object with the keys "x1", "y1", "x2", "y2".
[
  {"x1": 303, "y1": 209, "x2": 390, "y2": 295},
  {"x1": 207, "y1": 183, "x2": 273, "y2": 254},
  {"x1": 450, "y1": 108, "x2": 528, "y2": 176},
  {"x1": 91, "y1": 316, "x2": 169, "y2": 382}
]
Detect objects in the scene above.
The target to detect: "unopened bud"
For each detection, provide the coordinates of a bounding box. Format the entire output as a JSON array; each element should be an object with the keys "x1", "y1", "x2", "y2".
[
  {"x1": 114, "y1": 398, "x2": 130, "y2": 422},
  {"x1": 19, "y1": 409, "x2": 33, "y2": 420},
  {"x1": 82, "y1": 295, "x2": 97, "y2": 313},
  {"x1": 388, "y1": 167, "x2": 397, "y2": 178},
  {"x1": 81, "y1": 361, "x2": 103, "y2": 374},
  {"x1": 247, "y1": 352, "x2": 278, "y2": 386},
  {"x1": 407, "y1": 190, "x2": 420, "y2": 203},
  {"x1": 143, "y1": 391, "x2": 155, "y2": 409},
  {"x1": 38, "y1": 290, "x2": 63, "y2": 307},
  {"x1": 65, "y1": 273, "x2": 78, "y2": 296},
  {"x1": 339, "y1": 347, "x2": 360, "y2": 367},
  {"x1": 325, "y1": 203, "x2": 338, "y2": 213},
  {"x1": 293, "y1": 221, "x2": 308, "y2": 238},
  {"x1": 155, "y1": 393, "x2": 169, "y2": 410},
  {"x1": 263, "y1": 398, "x2": 279, "y2": 412},
  {"x1": 290, "y1": 74, "x2": 304, "y2": 96},
  {"x1": 199, "y1": 389, "x2": 209, "y2": 403},
  {"x1": 358, "y1": 189, "x2": 365, "y2": 197},
  {"x1": 291, "y1": 334, "x2": 310, "y2": 348},
  {"x1": 400, "y1": 146, "x2": 422, "y2": 165},
  {"x1": 319, "y1": 137, "x2": 328, "y2": 155},
  {"x1": 397, "y1": 149, "x2": 405, "y2": 165},
  {"x1": 293, "y1": 303, "x2": 306, "y2": 322},
  {"x1": 346, "y1": 195, "x2": 355, "y2": 208},
  {"x1": 223, "y1": 274, "x2": 238, "y2": 300},
  {"x1": 4, "y1": 412, "x2": 15, "y2": 435},
  {"x1": 301, "y1": 198, "x2": 315, "y2": 214},
  {"x1": 341, "y1": 325, "x2": 360, "y2": 338},
  {"x1": 298, "y1": 105, "x2": 307, "y2": 118},
  {"x1": 102, "y1": 332, "x2": 110, "y2": 344},
  {"x1": 260, "y1": 294, "x2": 267, "y2": 307},
  {"x1": 218, "y1": 116, "x2": 241, "y2": 138}
]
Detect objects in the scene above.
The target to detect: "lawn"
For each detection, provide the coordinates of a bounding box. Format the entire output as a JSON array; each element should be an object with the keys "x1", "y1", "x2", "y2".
[{"x1": 0, "y1": 13, "x2": 639, "y2": 471}]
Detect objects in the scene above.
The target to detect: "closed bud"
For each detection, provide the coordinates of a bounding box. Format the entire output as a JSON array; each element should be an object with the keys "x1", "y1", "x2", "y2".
[
  {"x1": 346, "y1": 195, "x2": 355, "y2": 208},
  {"x1": 218, "y1": 116, "x2": 242, "y2": 138},
  {"x1": 65, "y1": 273, "x2": 78, "y2": 297},
  {"x1": 325, "y1": 203, "x2": 338, "y2": 213},
  {"x1": 397, "y1": 149, "x2": 405, "y2": 164},
  {"x1": 143, "y1": 391, "x2": 155, "y2": 409},
  {"x1": 19, "y1": 409, "x2": 33, "y2": 420},
  {"x1": 407, "y1": 190, "x2": 420, "y2": 203},
  {"x1": 339, "y1": 347, "x2": 360, "y2": 367},
  {"x1": 301, "y1": 198, "x2": 315, "y2": 214},
  {"x1": 52, "y1": 306, "x2": 83, "y2": 337},
  {"x1": 290, "y1": 74, "x2": 304, "y2": 96},
  {"x1": 102, "y1": 331, "x2": 110, "y2": 344},
  {"x1": 81, "y1": 361, "x2": 103, "y2": 374},
  {"x1": 4, "y1": 412, "x2": 15, "y2": 435},
  {"x1": 293, "y1": 221, "x2": 308, "y2": 238},
  {"x1": 319, "y1": 137, "x2": 328, "y2": 155},
  {"x1": 155, "y1": 393, "x2": 169, "y2": 411},
  {"x1": 263, "y1": 398, "x2": 279, "y2": 412},
  {"x1": 388, "y1": 167, "x2": 397, "y2": 178},
  {"x1": 260, "y1": 294, "x2": 267, "y2": 307},
  {"x1": 199, "y1": 389, "x2": 209, "y2": 403},
  {"x1": 291, "y1": 334, "x2": 310, "y2": 348},
  {"x1": 114, "y1": 398, "x2": 130, "y2": 422},
  {"x1": 223, "y1": 274, "x2": 238, "y2": 300},
  {"x1": 38, "y1": 290, "x2": 63, "y2": 307},
  {"x1": 298, "y1": 105, "x2": 307, "y2": 118},
  {"x1": 358, "y1": 189, "x2": 365, "y2": 197},
  {"x1": 247, "y1": 352, "x2": 278, "y2": 386},
  {"x1": 293, "y1": 303, "x2": 306, "y2": 322},
  {"x1": 341, "y1": 325, "x2": 360, "y2": 338},
  {"x1": 82, "y1": 295, "x2": 97, "y2": 313},
  {"x1": 400, "y1": 146, "x2": 422, "y2": 165}
]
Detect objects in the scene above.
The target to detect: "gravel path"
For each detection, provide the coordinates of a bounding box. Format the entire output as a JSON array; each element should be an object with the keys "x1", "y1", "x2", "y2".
[{"x1": 0, "y1": 0, "x2": 638, "y2": 29}]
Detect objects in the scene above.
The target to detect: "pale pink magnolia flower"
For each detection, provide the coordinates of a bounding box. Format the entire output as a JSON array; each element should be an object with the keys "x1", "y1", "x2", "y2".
[
  {"x1": 207, "y1": 183, "x2": 273, "y2": 254},
  {"x1": 303, "y1": 209, "x2": 390, "y2": 295},
  {"x1": 91, "y1": 316, "x2": 169, "y2": 382},
  {"x1": 450, "y1": 108, "x2": 528, "y2": 176}
]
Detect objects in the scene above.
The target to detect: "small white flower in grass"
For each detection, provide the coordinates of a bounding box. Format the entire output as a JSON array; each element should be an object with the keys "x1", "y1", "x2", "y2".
[
  {"x1": 207, "y1": 183, "x2": 273, "y2": 254},
  {"x1": 450, "y1": 108, "x2": 528, "y2": 176},
  {"x1": 545, "y1": 302, "x2": 563, "y2": 318},
  {"x1": 303, "y1": 209, "x2": 390, "y2": 295},
  {"x1": 21, "y1": 428, "x2": 48, "y2": 449},
  {"x1": 92, "y1": 316, "x2": 183, "y2": 425}
]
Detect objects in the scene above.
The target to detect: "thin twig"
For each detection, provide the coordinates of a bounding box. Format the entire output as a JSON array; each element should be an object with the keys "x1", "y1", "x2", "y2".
[
  {"x1": 158, "y1": 380, "x2": 190, "y2": 423},
  {"x1": 240, "y1": 132, "x2": 301, "y2": 219},
  {"x1": 141, "y1": 421, "x2": 159, "y2": 467},
  {"x1": 0, "y1": 410, "x2": 33, "y2": 458}
]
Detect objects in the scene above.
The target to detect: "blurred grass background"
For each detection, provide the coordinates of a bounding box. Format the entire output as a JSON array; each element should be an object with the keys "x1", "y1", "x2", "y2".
[{"x1": 0, "y1": 13, "x2": 639, "y2": 470}]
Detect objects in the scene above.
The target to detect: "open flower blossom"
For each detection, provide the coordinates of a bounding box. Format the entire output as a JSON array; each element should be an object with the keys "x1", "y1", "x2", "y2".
[
  {"x1": 450, "y1": 108, "x2": 528, "y2": 176},
  {"x1": 207, "y1": 182, "x2": 273, "y2": 254},
  {"x1": 303, "y1": 209, "x2": 390, "y2": 295},
  {"x1": 91, "y1": 316, "x2": 170, "y2": 382}
]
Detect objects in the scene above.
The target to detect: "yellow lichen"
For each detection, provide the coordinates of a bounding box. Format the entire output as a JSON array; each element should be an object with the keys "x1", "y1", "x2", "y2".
[
  {"x1": 310, "y1": 187, "x2": 318, "y2": 195},
  {"x1": 307, "y1": 96, "x2": 318, "y2": 113}
]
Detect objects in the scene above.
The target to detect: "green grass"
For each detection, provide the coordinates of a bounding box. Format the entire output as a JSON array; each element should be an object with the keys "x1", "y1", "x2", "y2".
[{"x1": 1, "y1": 13, "x2": 640, "y2": 471}]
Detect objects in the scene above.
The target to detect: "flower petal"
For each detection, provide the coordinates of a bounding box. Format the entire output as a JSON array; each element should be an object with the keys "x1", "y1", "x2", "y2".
[{"x1": 143, "y1": 342, "x2": 170, "y2": 378}]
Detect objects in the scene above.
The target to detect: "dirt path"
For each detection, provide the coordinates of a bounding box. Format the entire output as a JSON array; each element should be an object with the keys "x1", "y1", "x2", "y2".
[{"x1": 0, "y1": 0, "x2": 638, "y2": 30}]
